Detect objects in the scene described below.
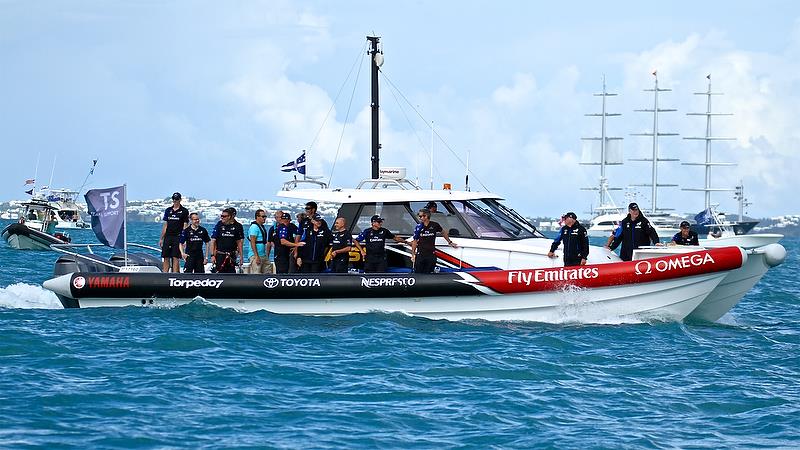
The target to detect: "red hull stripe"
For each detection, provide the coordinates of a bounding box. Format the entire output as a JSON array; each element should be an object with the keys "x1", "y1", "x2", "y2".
[
  {"x1": 469, "y1": 246, "x2": 745, "y2": 294},
  {"x1": 434, "y1": 249, "x2": 476, "y2": 269}
]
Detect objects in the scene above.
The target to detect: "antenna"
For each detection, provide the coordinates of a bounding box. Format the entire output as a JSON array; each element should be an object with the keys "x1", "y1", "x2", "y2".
[
  {"x1": 629, "y1": 71, "x2": 680, "y2": 214},
  {"x1": 580, "y1": 75, "x2": 623, "y2": 215},
  {"x1": 429, "y1": 120, "x2": 434, "y2": 189},
  {"x1": 681, "y1": 74, "x2": 736, "y2": 210}
]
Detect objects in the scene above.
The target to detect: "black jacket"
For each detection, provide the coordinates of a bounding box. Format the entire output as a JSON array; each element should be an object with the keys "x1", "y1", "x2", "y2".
[
  {"x1": 609, "y1": 214, "x2": 659, "y2": 261},
  {"x1": 550, "y1": 222, "x2": 590, "y2": 263}
]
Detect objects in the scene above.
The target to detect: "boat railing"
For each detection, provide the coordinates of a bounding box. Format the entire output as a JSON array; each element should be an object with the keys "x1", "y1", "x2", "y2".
[
  {"x1": 281, "y1": 177, "x2": 329, "y2": 191},
  {"x1": 50, "y1": 242, "x2": 162, "y2": 271},
  {"x1": 355, "y1": 178, "x2": 422, "y2": 190}
]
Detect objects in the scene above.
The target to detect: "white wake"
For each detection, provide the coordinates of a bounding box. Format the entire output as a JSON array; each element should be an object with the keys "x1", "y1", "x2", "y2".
[{"x1": 0, "y1": 283, "x2": 62, "y2": 309}]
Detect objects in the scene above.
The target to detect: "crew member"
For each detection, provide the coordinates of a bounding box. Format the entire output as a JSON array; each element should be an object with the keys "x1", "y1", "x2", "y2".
[
  {"x1": 209, "y1": 207, "x2": 244, "y2": 273},
  {"x1": 328, "y1": 217, "x2": 353, "y2": 273},
  {"x1": 354, "y1": 215, "x2": 405, "y2": 273},
  {"x1": 266, "y1": 210, "x2": 283, "y2": 271},
  {"x1": 606, "y1": 202, "x2": 660, "y2": 261},
  {"x1": 425, "y1": 201, "x2": 440, "y2": 214},
  {"x1": 245, "y1": 209, "x2": 270, "y2": 274},
  {"x1": 299, "y1": 201, "x2": 329, "y2": 235},
  {"x1": 547, "y1": 211, "x2": 589, "y2": 266},
  {"x1": 180, "y1": 213, "x2": 211, "y2": 273},
  {"x1": 297, "y1": 213, "x2": 332, "y2": 273},
  {"x1": 672, "y1": 220, "x2": 699, "y2": 246},
  {"x1": 159, "y1": 192, "x2": 190, "y2": 273},
  {"x1": 273, "y1": 212, "x2": 304, "y2": 274},
  {"x1": 411, "y1": 208, "x2": 457, "y2": 273}
]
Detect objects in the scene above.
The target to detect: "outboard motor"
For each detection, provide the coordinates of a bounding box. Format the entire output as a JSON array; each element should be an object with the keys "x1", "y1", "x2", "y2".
[
  {"x1": 53, "y1": 254, "x2": 116, "y2": 277},
  {"x1": 109, "y1": 252, "x2": 162, "y2": 268}
]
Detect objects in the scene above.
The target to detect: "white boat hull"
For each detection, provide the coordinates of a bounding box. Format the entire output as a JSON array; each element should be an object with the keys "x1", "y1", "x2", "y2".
[
  {"x1": 61, "y1": 273, "x2": 726, "y2": 323},
  {"x1": 43, "y1": 246, "x2": 758, "y2": 324}
]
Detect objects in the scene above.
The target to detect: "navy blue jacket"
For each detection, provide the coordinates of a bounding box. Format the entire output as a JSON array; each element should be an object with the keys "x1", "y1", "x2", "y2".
[
  {"x1": 609, "y1": 215, "x2": 659, "y2": 261},
  {"x1": 550, "y1": 222, "x2": 590, "y2": 263}
]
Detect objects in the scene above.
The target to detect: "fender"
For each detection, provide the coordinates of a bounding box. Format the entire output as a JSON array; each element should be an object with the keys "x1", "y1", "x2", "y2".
[{"x1": 470, "y1": 246, "x2": 746, "y2": 294}]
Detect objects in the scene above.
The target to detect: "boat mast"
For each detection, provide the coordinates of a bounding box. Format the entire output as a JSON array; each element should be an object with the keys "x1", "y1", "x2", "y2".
[
  {"x1": 682, "y1": 75, "x2": 736, "y2": 210},
  {"x1": 631, "y1": 71, "x2": 679, "y2": 215},
  {"x1": 581, "y1": 76, "x2": 623, "y2": 213},
  {"x1": 367, "y1": 36, "x2": 382, "y2": 180},
  {"x1": 734, "y1": 180, "x2": 751, "y2": 222}
]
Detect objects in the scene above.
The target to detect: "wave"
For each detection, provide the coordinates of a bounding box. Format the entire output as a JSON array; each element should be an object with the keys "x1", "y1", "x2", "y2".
[{"x1": 0, "y1": 283, "x2": 62, "y2": 309}]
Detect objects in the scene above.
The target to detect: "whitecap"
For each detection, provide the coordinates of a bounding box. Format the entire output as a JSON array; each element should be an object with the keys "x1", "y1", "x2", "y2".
[{"x1": 0, "y1": 283, "x2": 62, "y2": 309}]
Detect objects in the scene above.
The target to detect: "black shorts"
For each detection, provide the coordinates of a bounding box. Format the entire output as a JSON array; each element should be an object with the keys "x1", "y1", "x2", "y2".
[
  {"x1": 161, "y1": 235, "x2": 181, "y2": 258},
  {"x1": 364, "y1": 256, "x2": 387, "y2": 273},
  {"x1": 301, "y1": 261, "x2": 324, "y2": 273},
  {"x1": 214, "y1": 252, "x2": 237, "y2": 274},
  {"x1": 274, "y1": 253, "x2": 290, "y2": 274},
  {"x1": 331, "y1": 255, "x2": 349, "y2": 273},
  {"x1": 184, "y1": 254, "x2": 205, "y2": 273},
  {"x1": 413, "y1": 254, "x2": 437, "y2": 274}
]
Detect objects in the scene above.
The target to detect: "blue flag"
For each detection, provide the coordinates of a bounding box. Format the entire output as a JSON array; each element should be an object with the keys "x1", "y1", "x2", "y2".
[
  {"x1": 85, "y1": 185, "x2": 126, "y2": 248},
  {"x1": 694, "y1": 207, "x2": 715, "y2": 226},
  {"x1": 281, "y1": 151, "x2": 306, "y2": 175}
]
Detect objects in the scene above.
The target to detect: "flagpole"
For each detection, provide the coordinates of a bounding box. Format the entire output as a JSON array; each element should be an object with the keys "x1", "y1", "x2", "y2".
[
  {"x1": 33, "y1": 153, "x2": 41, "y2": 196},
  {"x1": 123, "y1": 183, "x2": 128, "y2": 267},
  {"x1": 48, "y1": 155, "x2": 57, "y2": 190}
]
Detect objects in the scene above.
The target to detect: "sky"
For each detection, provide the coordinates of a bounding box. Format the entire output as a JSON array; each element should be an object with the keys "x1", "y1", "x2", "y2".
[{"x1": 1, "y1": 1, "x2": 799, "y2": 218}]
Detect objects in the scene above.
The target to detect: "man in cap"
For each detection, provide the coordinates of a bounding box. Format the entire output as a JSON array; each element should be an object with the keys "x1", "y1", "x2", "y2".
[
  {"x1": 159, "y1": 192, "x2": 190, "y2": 272},
  {"x1": 606, "y1": 202, "x2": 660, "y2": 261},
  {"x1": 547, "y1": 211, "x2": 589, "y2": 266},
  {"x1": 354, "y1": 214, "x2": 405, "y2": 273},
  {"x1": 672, "y1": 220, "x2": 699, "y2": 246},
  {"x1": 425, "y1": 201, "x2": 440, "y2": 214},
  {"x1": 297, "y1": 213, "x2": 332, "y2": 273},
  {"x1": 273, "y1": 212, "x2": 304, "y2": 274}
]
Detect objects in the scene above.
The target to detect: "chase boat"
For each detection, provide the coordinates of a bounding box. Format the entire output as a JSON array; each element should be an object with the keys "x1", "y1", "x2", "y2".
[
  {"x1": 2, "y1": 199, "x2": 71, "y2": 250},
  {"x1": 41, "y1": 36, "x2": 788, "y2": 323}
]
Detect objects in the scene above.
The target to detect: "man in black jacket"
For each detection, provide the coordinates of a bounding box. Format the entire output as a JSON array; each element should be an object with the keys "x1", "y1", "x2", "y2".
[
  {"x1": 606, "y1": 202, "x2": 660, "y2": 261},
  {"x1": 547, "y1": 212, "x2": 589, "y2": 266}
]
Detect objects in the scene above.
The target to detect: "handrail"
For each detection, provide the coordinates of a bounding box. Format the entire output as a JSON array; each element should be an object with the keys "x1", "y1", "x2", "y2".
[{"x1": 49, "y1": 242, "x2": 162, "y2": 271}]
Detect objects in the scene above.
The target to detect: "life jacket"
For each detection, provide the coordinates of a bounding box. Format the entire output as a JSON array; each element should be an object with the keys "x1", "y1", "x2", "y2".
[{"x1": 250, "y1": 221, "x2": 268, "y2": 244}]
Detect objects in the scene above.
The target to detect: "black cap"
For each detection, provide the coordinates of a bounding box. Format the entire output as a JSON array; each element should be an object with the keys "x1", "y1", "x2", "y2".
[
  {"x1": 370, "y1": 214, "x2": 383, "y2": 222},
  {"x1": 311, "y1": 213, "x2": 322, "y2": 221},
  {"x1": 305, "y1": 201, "x2": 317, "y2": 210},
  {"x1": 172, "y1": 192, "x2": 182, "y2": 200},
  {"x1": 680, "y1": 220, "x2": 691, "y2": 228},
  {"x1": 564, "y1": 212, "x2": 577, "y2": 220},
  {"x1": 281, "y1": 212, "x2": 291, "y2": 220},
  {"x1": 425, "y1": 201, "x2": 437, "y2": 209},
  {"x1": 628, "y1": 202, "x2": 639, "y2": 210}
]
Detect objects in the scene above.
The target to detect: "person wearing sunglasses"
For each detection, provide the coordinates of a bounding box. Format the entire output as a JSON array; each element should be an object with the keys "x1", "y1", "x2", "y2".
[
  {"x1": 274, "y1": 212, "x2": 305, "y2": 274},
  {"x1": 159, "y1": 192, "x2": 190, "y2": 273},
  {"x1": 245, "y1": 209, "x2": 271, "y2": 274},
  {"x1": 411, "y1": 208, "x2": 457, "y2": 274},
  {"x1": 209, "y1": 207, "x2": 244, "y2": 273}
]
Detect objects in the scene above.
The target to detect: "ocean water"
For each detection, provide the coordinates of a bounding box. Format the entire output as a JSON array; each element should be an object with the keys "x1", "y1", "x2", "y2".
[{"x1": 0, "y1": 221, "x2": 798, "y2": 448}]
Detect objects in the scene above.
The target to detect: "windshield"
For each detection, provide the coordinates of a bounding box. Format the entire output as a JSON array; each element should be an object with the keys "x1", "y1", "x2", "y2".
[{"x1": 450, "y1": 199, "x2": 543, "y2": 239}]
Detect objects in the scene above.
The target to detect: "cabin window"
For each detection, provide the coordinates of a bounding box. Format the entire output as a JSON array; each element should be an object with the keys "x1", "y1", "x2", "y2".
[
  {"x1": 450, "y1": 199, "x2": 539, "y2": 239},
  {"x1": 410, "y1": 201, "x2": 472, "y2": 238},
  {"x1": 351, "y1": 203, "x2": 418, "y2": 236}
]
